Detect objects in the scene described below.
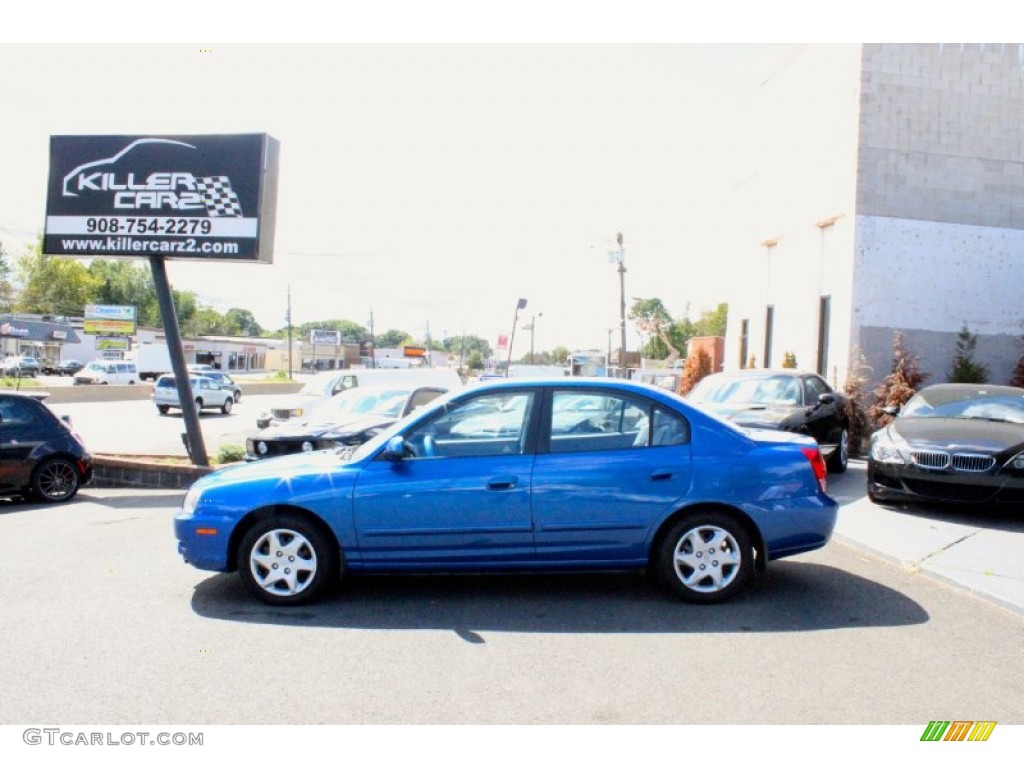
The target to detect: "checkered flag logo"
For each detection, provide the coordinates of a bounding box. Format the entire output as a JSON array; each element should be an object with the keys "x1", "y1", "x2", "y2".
[{"x1": 196, "y1": 176, "x2": 244, "y2": 217}]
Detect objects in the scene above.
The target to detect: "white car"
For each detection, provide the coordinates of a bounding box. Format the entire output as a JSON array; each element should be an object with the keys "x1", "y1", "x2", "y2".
[{"x1": 152, "y1": 374, "x2": 235, "y2": 415}]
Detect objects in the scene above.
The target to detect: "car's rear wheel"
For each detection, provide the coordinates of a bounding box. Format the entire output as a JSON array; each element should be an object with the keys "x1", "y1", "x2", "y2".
[
  {"x1": 31, "y1": 457, "x2": 81, "y2": 503},
  {"x1": 658, "y1": 511, "x2": 752, "y2": 604},
  {"x1": 221, "y1": 397, "x2": 233, "y2": 414},
  {"x1": 827, "y1": 428, "x2": 849, "y2": 474},
  {"x1": 157, "y1": 405, "x2": 170, "y2": 415},
  {"x1": 195, "y1": 398, "x2": 203, "y2": 414},
  {"x1": 237, "y1": 514, "x2": 339, "y2": 605}
]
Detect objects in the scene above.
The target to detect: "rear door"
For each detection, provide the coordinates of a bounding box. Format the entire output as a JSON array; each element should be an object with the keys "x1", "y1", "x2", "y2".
[{"x1": 531, "y1": 388, "x2": 693, "y2": 564}]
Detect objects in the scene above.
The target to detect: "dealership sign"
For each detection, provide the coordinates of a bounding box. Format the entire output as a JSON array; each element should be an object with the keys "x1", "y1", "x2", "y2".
[{"x1": 44, "y1": 134, "x2": 279, "y2": 263}]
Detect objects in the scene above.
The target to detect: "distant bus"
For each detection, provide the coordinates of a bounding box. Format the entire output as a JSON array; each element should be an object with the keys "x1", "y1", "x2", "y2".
[{"x1": 568, "y1": 350, "x2": 607, "y2": 377}]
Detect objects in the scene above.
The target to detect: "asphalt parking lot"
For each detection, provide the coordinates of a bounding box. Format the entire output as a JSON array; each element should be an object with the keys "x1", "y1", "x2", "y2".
[{"x1": 18, "y1": 388, "x2": 1024, "y2": 617}]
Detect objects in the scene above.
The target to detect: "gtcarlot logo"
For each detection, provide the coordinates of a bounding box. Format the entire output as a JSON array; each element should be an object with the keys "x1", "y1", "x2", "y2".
[{"x1": 23, "y1": 728, "x2": 203, "y2": 747}]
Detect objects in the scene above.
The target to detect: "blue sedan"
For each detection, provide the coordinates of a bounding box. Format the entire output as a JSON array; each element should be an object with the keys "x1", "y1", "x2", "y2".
[{"x1": 174, "y1": 378, "x2": 838, "y2": 605}]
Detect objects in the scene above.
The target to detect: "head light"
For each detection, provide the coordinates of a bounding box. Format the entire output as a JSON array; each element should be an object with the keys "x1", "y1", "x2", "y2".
[
  {"x1": 182, "y1": 486, "x2": 202, "y2": 517},
  {"x1": 870, "y1": 430, "x2": 910, "y2": 464}
]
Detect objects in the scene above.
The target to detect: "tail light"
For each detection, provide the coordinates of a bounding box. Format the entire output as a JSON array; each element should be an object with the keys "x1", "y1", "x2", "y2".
[{"x1": 801, "y1": 446, "x2": 828, "y2": 492}]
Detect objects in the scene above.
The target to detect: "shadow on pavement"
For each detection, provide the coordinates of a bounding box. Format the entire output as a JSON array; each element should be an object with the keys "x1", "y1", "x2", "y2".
[{"x1": 190, "y1": 559, "x2": 929, "y2": 635}]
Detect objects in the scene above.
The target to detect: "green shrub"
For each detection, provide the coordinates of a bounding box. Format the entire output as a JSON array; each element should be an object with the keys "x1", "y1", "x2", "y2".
[{"x1": 215, "y1": 444, "x2": 246, "y2": 465}]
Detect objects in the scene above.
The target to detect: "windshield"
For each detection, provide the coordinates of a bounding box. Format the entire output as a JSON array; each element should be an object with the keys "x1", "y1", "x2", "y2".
[
  {"x1": 902, "y1": 387, "x2": 1024, "y2": 423},
  {"x1": 305, "y1": 388, "x2": 410, "y2": 422},
  {"x1": 690, "y1": 375, "x2": 802, "y2": 406}
]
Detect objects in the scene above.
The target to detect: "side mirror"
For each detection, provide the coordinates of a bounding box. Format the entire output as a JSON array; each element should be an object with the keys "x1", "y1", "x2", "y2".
[
  {"x1": 383, "y1": 435, "x2": 407, "y2": 461},
  {"x1": 882, "y1": 404, "x2": 900, "y2": 417},
  {"x1": 818, "y1": 393, "x2": 836, "y2": 406}
]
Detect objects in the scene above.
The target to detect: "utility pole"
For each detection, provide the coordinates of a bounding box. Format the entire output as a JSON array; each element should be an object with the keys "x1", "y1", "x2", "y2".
[
  {"x1": 286, "y1": 284, "x2": 293, "y2": 380},
  {"x1": 368, "y1": 308, "x2": 376, "y2": 368},
  {"x1": 611, "y1": 232, "x2": 627, "y2": 378}
]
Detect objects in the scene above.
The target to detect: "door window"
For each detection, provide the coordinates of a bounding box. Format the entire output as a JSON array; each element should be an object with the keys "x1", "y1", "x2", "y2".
[
  {"x1": 403, "y1": 391, "x2": 535, "y2": 458},
  {"x1": 548, "y1": 390, "x2": 689, "y2": 452}
]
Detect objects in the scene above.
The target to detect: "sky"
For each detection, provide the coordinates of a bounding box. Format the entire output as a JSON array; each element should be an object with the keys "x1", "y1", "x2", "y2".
[{"x1": 0, "y1": 5, "x2": 1000, "y2": 357}]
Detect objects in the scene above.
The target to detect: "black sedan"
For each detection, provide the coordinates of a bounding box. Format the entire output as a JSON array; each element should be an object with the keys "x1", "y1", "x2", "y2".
[
  {"x1": 687, "y1": 370, "x2": 850, "y2": 472},
  {"x1": 0, "y1": 392, "x2": 93, "y2": 502},
  {"x1": 245, "y1": 385, "x2": 449, "y2": 461},
  {"x1": 868, "y1": 383, "x2": 1024, "y2": 506}
]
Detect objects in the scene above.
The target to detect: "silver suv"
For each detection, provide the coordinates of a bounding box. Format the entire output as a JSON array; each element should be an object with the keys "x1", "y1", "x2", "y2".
[
  {"x1": 2, "y1": 356, "x2": 41, "y2": 377},
  {"x1": 152, "y1": 374, "x2": 235, "y2": 415}
]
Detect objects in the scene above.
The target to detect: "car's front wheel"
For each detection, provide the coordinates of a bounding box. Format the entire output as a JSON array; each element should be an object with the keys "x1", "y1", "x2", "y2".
[
  {"x1": 157, "y1": 405, "x2": 170, "y2": 415},
  {"x1": 31, "y1": 457, "x2": 81, "y2": 503},
  {"x1": 657, "y1": 511, "x2": 753, "y2": 604},
  {"x1": 237, "y1": 514, "x2": 339, "y2": 605}
]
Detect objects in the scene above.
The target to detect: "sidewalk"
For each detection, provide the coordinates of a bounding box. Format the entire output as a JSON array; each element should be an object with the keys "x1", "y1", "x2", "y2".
[{"x1": 830, "y1": 460, "x2": 1024, "y2": 616}]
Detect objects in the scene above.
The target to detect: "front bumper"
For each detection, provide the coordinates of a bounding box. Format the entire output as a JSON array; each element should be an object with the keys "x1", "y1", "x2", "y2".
[{"x1": 868, "y1": 461, "x2": 1024, "y2": 505}]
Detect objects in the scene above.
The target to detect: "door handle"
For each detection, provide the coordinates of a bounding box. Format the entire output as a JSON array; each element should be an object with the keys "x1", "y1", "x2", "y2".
[
  {"x1": 650, "y1": 470, "x2": 674, "y2": 481},
  {"x1": 487, "y1": 475, "x2": 518, "y2": 490}
]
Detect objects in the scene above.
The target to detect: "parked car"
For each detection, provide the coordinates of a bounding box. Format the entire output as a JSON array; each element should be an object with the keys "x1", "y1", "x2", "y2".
[
  {"x1": 0, "y1": 392, "x2": 93, "y2": 502},
  {"x1": 868, "y1": 383, "x2": 1024, "y2": 506},
  {"x1": 73, "y1": 360, "x2": 139, "y2": 385},
  {"x1": 176, "y1": 378, "x2": 838, "y2": 606},
  {"x1": 245, "y1": 385, "x2": 449, "y2": 461},
  {"x1": 256, "y1": 367, "x2": 463, "y2": 428},
  {"x1": 152, "y1": 374, "x2": 235, "y2": 415},
  {"x1": 198, "y1": 371, "x2": 242, "y2": 403},
  {"x1": 2, "y1": 355, "x2": 41, "y2": 378},
  {"x1": 54, "y1": 360, "x2": 85, "y2": 377},
  {"x1": 687, "y1": 370, "x2": 850, "y2": 473}
]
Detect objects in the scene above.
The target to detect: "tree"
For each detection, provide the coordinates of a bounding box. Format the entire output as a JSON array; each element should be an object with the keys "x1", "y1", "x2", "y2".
[
  {"x1": 678, "y1": 347, "x2": 712, "y2": 395},
  {"x1": 224, "y1": 308, "x2": 263, "y2": 337},
  {"x1": 550, "y1": 346, "x2": 570, "y2": 366},
  {"x1": 441, "y1": 334, "x2": 492, "y2": 363},
  {"x1": 870, "y1": 331, "x2": 929, "y2": 427},
  {"x1": 87, "y1": 260, "x2": 160, "y2": 325},
  {"x1": 630, "y1": 297, "x2": 684, "y2": 364},
  {"x1": 373, "y1": 329, "x2": 410, "y2": 348},
  {"x1": 694, "y1": 303, "x2": 728, "y2": 337},
  {"x1": 948, "y1": 322, "x2": 989, "y2": 383},
  {"x1": 15, "y1": 239, "x2": 101, "y2": 317},
  {"x1": 842, "y1": 347, "x2": 873, "y2": 455},
  {"x1": 0, "y1": 241, "x2": 14, "y2": 312},
  {"x1": 1011, "y1": 338, "x2": 1024, "y2": 387}
]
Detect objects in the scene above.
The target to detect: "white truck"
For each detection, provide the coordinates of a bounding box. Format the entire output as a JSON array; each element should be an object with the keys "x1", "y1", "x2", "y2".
[{"x1": 133, "y1": 343, "x2": 174, "y2": 381}]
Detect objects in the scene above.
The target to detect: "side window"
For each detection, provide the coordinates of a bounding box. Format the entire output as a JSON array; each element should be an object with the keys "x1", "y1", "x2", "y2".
[
  {"x1": 0, "y1": 397, "x2": 42, "y2": 426},
  {"x1": 549, "y1": 391, "x2": 648, "y2": 453},
  {"x1": 403, "y1": 391, "x2": 535, "y2": 459},
  {"x1": 804, "y1": 376, "x2": 830, "y2": 404},
  {"x1": 408, "y1": 388, "x2": 445, "y2": 414},
  {"x1": 648, "y1": 408, "x2": 690, "y2": 447}
]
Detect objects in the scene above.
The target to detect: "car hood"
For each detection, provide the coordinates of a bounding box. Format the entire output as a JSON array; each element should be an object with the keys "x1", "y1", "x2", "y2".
[
  {"x1": 888, "y1": 417, "x2": 1024, "y2": 454},
  {"x1": 203, "y1": 446, "x2": 358, "y2": 483},
  {"x1": 253, "y1": 414, "x2": 396, "y2": 440},
  {"x1": 695, "y1": 401, "x2": 798, "y2": 429}
]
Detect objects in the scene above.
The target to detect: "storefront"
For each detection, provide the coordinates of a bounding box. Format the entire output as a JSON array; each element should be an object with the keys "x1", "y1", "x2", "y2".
[{"x1": 0, "y1": 315, "x2": 81, "y2": 362}]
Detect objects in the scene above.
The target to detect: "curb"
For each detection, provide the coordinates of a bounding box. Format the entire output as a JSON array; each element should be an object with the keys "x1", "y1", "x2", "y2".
[{"x1": 92, "y1": 455, "x2": 214, "y2": 490}]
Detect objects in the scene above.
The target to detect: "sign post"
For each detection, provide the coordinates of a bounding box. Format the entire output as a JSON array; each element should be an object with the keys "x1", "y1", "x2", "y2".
[{"x1": 44, "y1": 133, "x2": 279, "y2": 467}]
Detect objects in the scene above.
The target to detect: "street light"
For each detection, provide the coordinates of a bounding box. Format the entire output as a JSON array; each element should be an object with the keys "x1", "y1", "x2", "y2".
[{"x1": 505, "y1": 298, "x2": 527, "y2": 377}]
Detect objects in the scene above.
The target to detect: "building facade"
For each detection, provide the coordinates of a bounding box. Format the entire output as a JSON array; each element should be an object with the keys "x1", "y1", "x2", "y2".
[{"x1": 724, "y1": 43, "x2": 1024, "y2": 391}]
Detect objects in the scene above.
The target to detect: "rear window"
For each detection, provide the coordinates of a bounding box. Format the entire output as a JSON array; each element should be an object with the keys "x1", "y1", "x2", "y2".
[{"x1": 157, "y1": 377, "x2": 177, "y2": 388}]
